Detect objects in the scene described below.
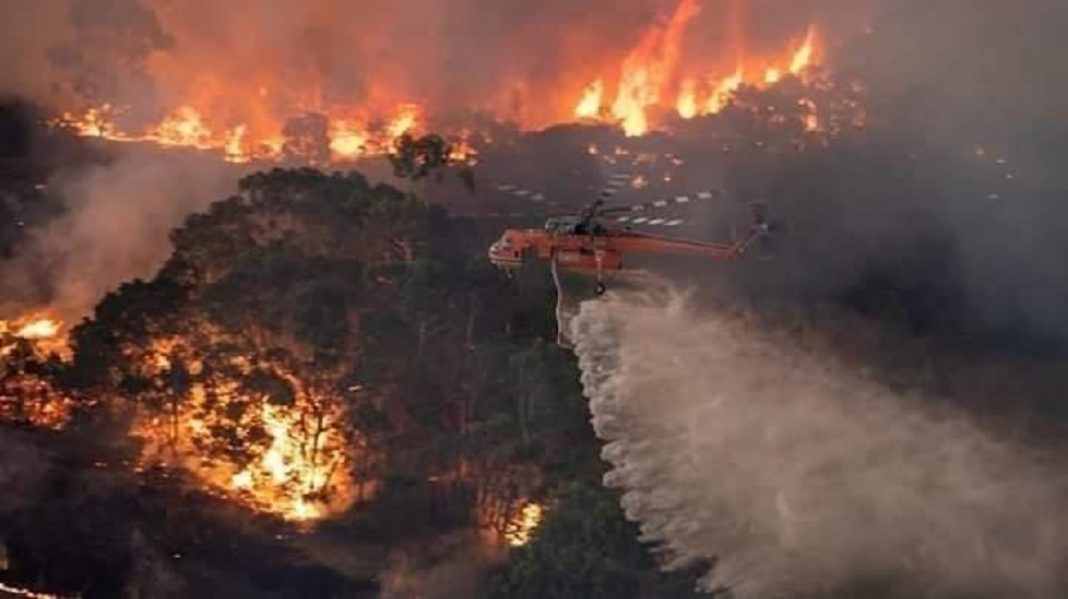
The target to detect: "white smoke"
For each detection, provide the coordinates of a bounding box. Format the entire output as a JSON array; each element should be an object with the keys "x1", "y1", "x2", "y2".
[
  {"x1": 1, "y1": 148, "x2": 241, "y2": 319},
  {"x1": 570, "y1": 286, "x2": 1068, "y2": 598}
]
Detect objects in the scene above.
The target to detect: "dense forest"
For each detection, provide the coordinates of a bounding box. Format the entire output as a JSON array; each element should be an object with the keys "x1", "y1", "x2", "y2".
[{"x1": 0, "y1": 146, "x2": 706, "y2": 596}]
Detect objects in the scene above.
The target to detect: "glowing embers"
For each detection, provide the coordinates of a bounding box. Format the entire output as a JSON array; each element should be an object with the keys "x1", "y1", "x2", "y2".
[
  {"x1": 0, "y1": 581, "x2": 75, "y2": 599},
  {"x1": 133, "y1": 339, "x2": 357, "y2": 522},
  {"x1": 0, "y1": 314, "x2": 73, "y2": 430},
  {"x1": 504, "y1": 502, "x2": 544, "y2": 547}
]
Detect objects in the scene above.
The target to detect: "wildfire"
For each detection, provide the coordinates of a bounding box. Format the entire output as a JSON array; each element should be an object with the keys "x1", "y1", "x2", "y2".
[
  {"x1": 46, "y1": 0, "x2": 830, "y2": 155},
  {"x1": 706, "y1": 69, "x2": 744, "y2": 114},
  {"x1": 0, "y1": 582, "x2": 75, "y2": 599},
  {"x1": 572, "y1": 0, "x2": 822, "y2": 135},
  {"x1": 133, "y1": 337, "x2": 358, "y2": 522},
  {"x1": 53, "y1": 102, "x2": 440, "y2": 165},
  {"x1": 329, "y1": 120, "x2": 370, "y2": 160},
  {"x1": 0, "y1": 315, "x2": 72, "y2": 430},
  {"x1": 13, "y1": 319, "x2": 60, "y2": 341},
  {"x1": 504, "y1": 502, "x2": 544, "y2": 547},
  {"x1": 0, "y1": 315, "x2": 65, "y2": 356},
  {"x1": 676, "y1": 79, "x2": 699, "y2": 120},
  {"x1": 574, "y1": 80, "x2": 605, "y2": 119}
]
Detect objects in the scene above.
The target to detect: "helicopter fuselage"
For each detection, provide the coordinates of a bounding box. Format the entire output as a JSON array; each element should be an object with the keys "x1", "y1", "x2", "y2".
[{"x1": 488, "y1": 223, "x2": 750, "y2": 276}]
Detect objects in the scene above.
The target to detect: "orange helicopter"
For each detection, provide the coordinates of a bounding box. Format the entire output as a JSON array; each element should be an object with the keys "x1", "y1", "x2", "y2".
[{"x1": 487, "y1": 189, "x2": 773, "y2": 295}]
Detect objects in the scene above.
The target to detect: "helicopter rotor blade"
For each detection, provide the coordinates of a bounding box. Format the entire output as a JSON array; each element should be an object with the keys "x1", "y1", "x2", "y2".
[
  {"x1": 597, "y1": 188, "x2": 725, "y2": 217},
  {"x1": 493, "y1": 183, "x2": 561, "y2": 208},
  {"x1": 447, "y1": 211, "x2": 541, "y2": 221},
  {"x1": 597, "y1": 172, "x2": 636, "y2": 200},
  {"x1": 614, "y1": 216, "x2": 688, "y2": 227}
]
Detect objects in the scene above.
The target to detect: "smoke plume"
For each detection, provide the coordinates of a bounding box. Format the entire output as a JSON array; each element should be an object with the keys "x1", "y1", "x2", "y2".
[
  {"x1": 0, "y1": 149, "x2": 239, "y2": 319},
  {"x1": 571, "y1": 286, "x2": 1068, "y2": 598}
]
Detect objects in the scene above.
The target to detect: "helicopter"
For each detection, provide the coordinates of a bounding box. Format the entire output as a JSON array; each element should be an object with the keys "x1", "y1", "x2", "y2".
[{"x1": 487, "y1": 188, "x2": 774, "y2": 295}]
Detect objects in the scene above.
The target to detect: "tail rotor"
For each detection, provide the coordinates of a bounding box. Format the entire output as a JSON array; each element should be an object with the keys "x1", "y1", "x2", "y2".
[{"x1": 749, "y1": 201, "x2": 786, "y2": 258}]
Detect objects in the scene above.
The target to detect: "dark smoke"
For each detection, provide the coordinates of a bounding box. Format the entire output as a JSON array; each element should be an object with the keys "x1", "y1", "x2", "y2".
[{"x1": 557, "y1": 3, "x2": 1068, "y2": 596}]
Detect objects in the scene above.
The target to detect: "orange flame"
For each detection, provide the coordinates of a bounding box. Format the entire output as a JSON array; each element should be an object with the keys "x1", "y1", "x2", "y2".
[
  {"x1": 50, "y1": 2, "x2": 826, "y2": 155},
  {"x1": 134, "y1": 337, "x2": 358, "y2": 522},
  {"x1": 1, "y1": 315, "x2": 72, "y2": 430},
  {"x1": 609, "y1": 0, "x2": 702, "y2": 136},
  {"x1": 706, "y1": 69, "x2": 744, "y2": 114},
  {"x1": 789, "y1": 26, "x2": 818, "y2": 76},
  {"x1": 504, "y1": 502, "x2": 544, "y2": 547},
  {"x1": 574, "y1": 79, "x2": 605, "y2": 119},
  {"x1": 572, "y1": 0, "x2": 822, "y2": 134},
  {"x1": 676, "y1": 78, "x2": 698, "y2": 120},
  {"x1": 14, "y1": 318, "x2": 61, "y2": 340},
  {"x1": 53, "y1": 101, "x2": 437, "y2": 165}
]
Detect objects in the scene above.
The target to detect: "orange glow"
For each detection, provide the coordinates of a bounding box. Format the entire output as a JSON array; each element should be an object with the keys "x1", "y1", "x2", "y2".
[
  {"x1": 706, "y1": 69, "x2": 744, "y2": 114},
  {"x1": 223, "y1": 124, "x2": 249, "y2": 163},
  {"x1": 14, "y1": 318, "x2": 61, "y2": 340},
  {"x1": 609, "y1": 0, "x2": 701, "y2": 136},
  {"x1": 329, "y1": 119, "x2": 370, "y2": 160},
  {"x1": 53, "y1": 101, "x2": 438, "y2": 165},
  {"x1": 572, "y1": 0, "x2": 822, "y2": 134},
  {"x1": 133, "y1": 337, "x2": 358, "y2": 522},
  {"x1": 146, "y1": 106, "x2": 213, "y2": 149},
  {"x1": 1, "y1": 314, "x2": 65, "y2": 356},
  {"x1": 505, "y1": 502, "x2": 544, "y2": 547},
  {"x1": 676, "y1": 78, "x2": 698, "y2": 120},
  {"x1": 386, "y1": 105, "x2": 420, "y2": 139},
  {"x1": 789, "y1": 26, "x2": 818, "y2": 76},
  {"x1": 0, "y1": 582, "x2": 71, "y2": 599},
  {"x1": 574, "y1": 79, "x2": 605, "y2": 119},
  {"x1": 51, "y1": 2, "x2": 826, "y2": 153},
  {"x1": 1, "y1": 314, "x2": 73, "y2": 430},
  {"x1": 799, "y1": 98, "x2": 821, "y2": 132},
  {"x1": 447, "y1": 132, "x2": 481, "y2": 165}
]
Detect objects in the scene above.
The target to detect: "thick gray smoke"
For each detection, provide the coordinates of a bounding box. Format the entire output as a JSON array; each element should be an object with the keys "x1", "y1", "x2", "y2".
[
  {"x1": 571, "y1": 287, "x2": 1068, "y2": 598},
  {"x1": 0, "y1": 149, "x2": 239, "y2": 318}
]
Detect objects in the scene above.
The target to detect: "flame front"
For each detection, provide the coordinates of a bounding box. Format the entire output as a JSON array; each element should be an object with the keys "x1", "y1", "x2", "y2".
[
  {"x1": 130, "y1": 335, "x2": 359, "y2": 522},
  {"x1": 609, "y1": 0, "x2": 702, "y2": 136},
  {"x1": 54, "y1": 102, "x2": 436, "y2": 165},
  {"x1": 574, "y1": 2, "x2": 823, "y2": 133},
  {"x1": 47, "y1": 0, "x2": 828, "y2": 155}
]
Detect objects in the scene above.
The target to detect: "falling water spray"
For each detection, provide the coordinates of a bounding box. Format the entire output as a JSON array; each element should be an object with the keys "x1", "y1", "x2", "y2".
[{"x1": 569, "y1": 286, "x2": 1068, "y2": 598}]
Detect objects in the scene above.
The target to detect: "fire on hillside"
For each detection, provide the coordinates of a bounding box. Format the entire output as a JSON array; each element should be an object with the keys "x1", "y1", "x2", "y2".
[{"x1": 45, "y1": 0, "x2": 839, "y2": 164}]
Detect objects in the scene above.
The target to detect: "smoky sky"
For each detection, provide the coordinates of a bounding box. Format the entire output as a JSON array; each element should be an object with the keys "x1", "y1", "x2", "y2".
[
  {"x1": 1, "y1": 0, "x2": 1061, "y2": 134},
  {"x1": 0, "y1": 0, "x2": 875, "y2": 125}
]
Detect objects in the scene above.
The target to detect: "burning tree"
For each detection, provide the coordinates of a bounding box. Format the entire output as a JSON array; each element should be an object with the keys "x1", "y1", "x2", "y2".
[
  {"x1": 68, "y1": 168, "x2": 432, "y2": 520},
  {"x1": 58, "y1": 167, "x2": 575, "y2": 528},
  {"x1": 0, "y1": 314, "x2": 73, "y2": 430}
]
